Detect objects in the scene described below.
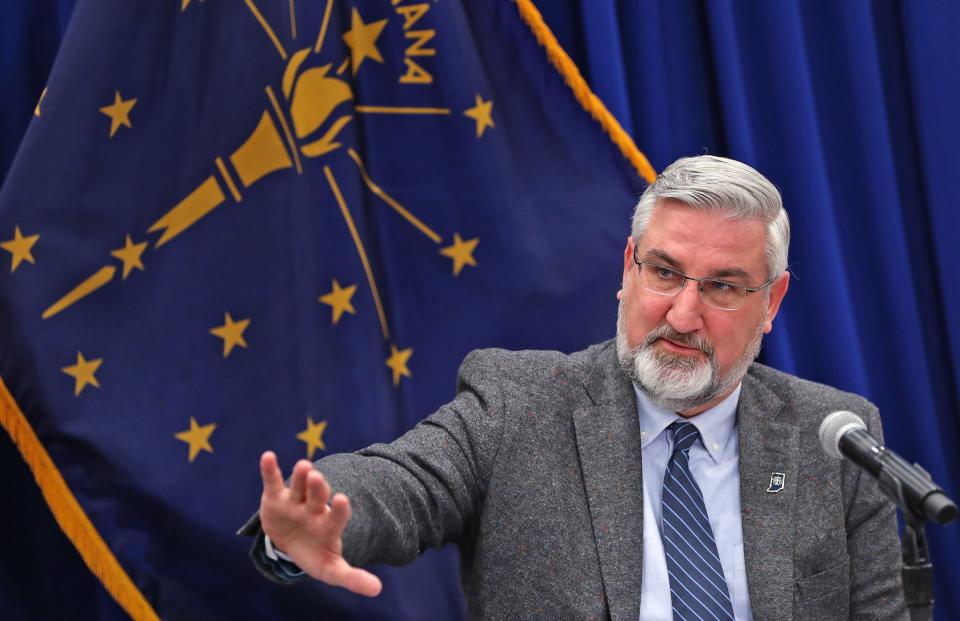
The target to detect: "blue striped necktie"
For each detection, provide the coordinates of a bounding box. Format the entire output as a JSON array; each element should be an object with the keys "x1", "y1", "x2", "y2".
[{"x1": 661, "y1": 421, "x2": 735, "y2": 621}]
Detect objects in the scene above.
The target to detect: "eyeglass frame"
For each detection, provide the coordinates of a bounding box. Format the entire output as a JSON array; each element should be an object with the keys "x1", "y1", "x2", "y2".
[{"x1": 631, "y1": 244, "x2": 778, "y2": 311}]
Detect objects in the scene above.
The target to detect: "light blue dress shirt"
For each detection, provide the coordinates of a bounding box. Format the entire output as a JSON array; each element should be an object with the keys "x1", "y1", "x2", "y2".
[{"x1": 635, "y1": 384, "x2": 753, "y2": 621}]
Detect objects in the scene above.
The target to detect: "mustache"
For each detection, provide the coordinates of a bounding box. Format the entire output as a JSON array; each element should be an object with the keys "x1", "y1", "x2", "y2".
[{"x1": 642, "y1": 325, "x2": 714, "y2": 356}]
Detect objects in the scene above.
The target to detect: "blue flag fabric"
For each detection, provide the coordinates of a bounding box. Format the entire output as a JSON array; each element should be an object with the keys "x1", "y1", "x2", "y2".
[{"x1": 0, "y1": 0, "x2": 647, "y2": 618}]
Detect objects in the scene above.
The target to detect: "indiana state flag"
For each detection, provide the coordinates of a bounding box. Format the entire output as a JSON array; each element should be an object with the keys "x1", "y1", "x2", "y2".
[{"x1": 0, "y1": 0, "x2": 652, "y2": 619}]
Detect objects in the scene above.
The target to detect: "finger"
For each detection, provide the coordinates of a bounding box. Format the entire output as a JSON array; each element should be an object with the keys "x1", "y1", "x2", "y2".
[
  {"x1": 304, "y1": 470, "x2": 331, "y2": 514},
  {"x1": 289, "y1": 460, "x2": 311, "y2": 503},
  {"x1": 259, "y1": 451, "x2": 284, "y2": 499},
  {"x1": 331, "y1": 559, "x2": 383, "y2": 597},
  {"x1": 326, "y1": 493, "x2": 353, "y2": 536}
]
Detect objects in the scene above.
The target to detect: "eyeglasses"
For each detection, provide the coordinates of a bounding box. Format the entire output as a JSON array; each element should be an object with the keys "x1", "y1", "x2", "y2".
[{"x1": 632, "y1": 245, "x2": 776, "y2": 311}]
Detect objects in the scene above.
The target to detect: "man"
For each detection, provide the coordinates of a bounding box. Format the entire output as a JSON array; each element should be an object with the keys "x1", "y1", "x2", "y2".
[{"x1": 241, "y1": 156, "x2": 907, "y2": 620}]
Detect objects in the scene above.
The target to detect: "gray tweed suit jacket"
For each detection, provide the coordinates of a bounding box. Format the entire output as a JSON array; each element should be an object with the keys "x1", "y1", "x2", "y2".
[{"x1": 243, "y1": 340, "x2": 907, "y2": 620}]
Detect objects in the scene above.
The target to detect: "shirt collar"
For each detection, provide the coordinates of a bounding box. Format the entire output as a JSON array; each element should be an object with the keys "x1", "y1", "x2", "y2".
[{"x1": 634, "y1": 382, "x2": 742, "y2": 465}]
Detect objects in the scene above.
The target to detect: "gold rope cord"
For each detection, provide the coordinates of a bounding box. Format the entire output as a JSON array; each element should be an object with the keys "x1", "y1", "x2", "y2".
[
  {"x1": 0, "y1": 376, "x2": 160, "y2": 620},
  {"x1": 514, "y1": 0, "x2": 657, "y2": 183}
]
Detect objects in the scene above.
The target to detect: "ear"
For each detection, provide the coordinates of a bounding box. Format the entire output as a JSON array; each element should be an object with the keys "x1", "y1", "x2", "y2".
[
  {"x1": 762, "y1": 271, "x2": 790, "y2": 334},
  {"x1": 622, "y1": 236, "x2": 634, "y2": 285}
]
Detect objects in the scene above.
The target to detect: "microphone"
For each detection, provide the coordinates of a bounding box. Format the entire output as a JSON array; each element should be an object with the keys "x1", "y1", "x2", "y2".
[{"x1": 819, "y1": 411, "x2": 958, "y2": 525}]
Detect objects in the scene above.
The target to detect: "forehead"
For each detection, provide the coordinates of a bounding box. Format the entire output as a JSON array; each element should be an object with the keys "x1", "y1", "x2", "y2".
[{"x1": 639, "y1": 200, "x2": 767, "y2": 275}]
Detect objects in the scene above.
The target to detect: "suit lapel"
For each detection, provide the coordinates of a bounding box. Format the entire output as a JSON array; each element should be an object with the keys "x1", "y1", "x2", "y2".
[
  {"x1": 737, "y1": 371, "x2": 799, "y2": 620},
  {"x1": 572, "y1": 345, "x2": 644, "y2": 621}
]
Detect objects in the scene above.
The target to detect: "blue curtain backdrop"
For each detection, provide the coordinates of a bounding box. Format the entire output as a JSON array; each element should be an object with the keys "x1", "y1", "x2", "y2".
[
  {"x1": 2, "y1": 1, "x2": 958, "y2": 619},
  {"x1": 536, "y1": 1, "x2": 960, "y2": 619}
]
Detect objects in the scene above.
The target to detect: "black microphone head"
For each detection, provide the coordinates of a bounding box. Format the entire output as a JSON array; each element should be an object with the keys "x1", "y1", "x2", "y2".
[
  {"x1": 819, "y1": 410, "x2": 867, "y2": 459},
  {"x1": 924, "y1": 491, "x2": 960, "y2": 525}
]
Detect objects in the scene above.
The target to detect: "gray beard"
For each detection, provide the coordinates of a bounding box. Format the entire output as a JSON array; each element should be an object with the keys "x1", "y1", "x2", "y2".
[{"x1": 615, "y1": 300, "x2": 765, "y2": 412}]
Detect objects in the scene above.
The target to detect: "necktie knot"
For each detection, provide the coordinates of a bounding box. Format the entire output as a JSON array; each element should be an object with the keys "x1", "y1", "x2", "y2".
[{"x1": 669, "y1": 421, "x2": 700, "y2": 454}]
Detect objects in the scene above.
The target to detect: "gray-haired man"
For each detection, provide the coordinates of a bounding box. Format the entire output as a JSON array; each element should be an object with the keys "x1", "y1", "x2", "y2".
[{"x1": 242, "y1": 156, "x2": 907, "y2": 620}]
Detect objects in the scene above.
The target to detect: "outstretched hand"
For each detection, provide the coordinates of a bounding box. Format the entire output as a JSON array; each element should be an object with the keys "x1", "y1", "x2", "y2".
[{"x1": 258, "y1": 451, "x2": 383, "y2": 597}]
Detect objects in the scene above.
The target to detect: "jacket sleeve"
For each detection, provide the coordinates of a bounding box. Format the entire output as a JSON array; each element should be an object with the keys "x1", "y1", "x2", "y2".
[{"x1": 239, "y1": 349, "x2": 507, "y2": 578}]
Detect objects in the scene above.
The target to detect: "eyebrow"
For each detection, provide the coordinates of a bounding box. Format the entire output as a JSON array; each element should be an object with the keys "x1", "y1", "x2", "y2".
[{"x1": 642, "y1": 248, "x2": 752, "y2": 281}]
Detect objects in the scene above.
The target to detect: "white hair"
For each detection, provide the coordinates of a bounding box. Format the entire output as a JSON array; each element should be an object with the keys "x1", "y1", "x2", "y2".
[{"x1": 631, "y1": 155, "x2": 790, "y2": 279}]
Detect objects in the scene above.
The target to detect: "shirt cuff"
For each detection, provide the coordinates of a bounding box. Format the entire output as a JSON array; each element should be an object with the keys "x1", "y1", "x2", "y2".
[{"x1": 264, "y1": 535, "x2": 305, "y2": 577}]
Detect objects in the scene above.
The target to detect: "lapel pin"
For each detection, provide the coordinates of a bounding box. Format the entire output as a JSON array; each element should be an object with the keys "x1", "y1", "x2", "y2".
[{"x1": 766, "y1": 472, "x2": 786, "y2": 493}]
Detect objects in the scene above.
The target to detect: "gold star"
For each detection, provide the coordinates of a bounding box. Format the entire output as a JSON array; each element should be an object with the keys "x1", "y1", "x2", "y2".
[
  {"x1": 464, "y1": 94, "x2": 494, "y2": 138},
  {"x1": 297, "y1": 417, "x2": 328, "y2": 459},
  {"x1": 342, "y1": 8, "x2": 388, "y2": 75},
  {"x1": 209, "y1": 313, "x2": 250, "y2": 358},
  {"x1": 99, "y1": 91, "x2": 137, "y2": 138},
  {"x1": 109, "y1": 234, "x2": 147, "y2": 279},
  {"x1": 385, "y1": 344, "x2": 413, "y2": 386},
  {"x1": 175, "y1": 417, "x2": 216, "y2": 462},
  {"x1": 1, "y1": 226, "x2": 39, "y2": 272},
  {"x1": 62, "y1": 352, "x2": 102, "y2": 397},
  {"x1": 440, "y1": 233, "x2": 479, "y2": 276},
  {"x1": 318, "y1": 280, "x2": 357, "y2": 324},
  {"x1": 34, "y1": 87, "x2": 48, "y2": 117}
]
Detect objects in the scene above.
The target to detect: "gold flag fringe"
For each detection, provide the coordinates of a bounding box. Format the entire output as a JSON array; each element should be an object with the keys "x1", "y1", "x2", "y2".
[
  {"x1": 515, "y1": 0, "x2": 657, "y2": 184},
  {"x1": 0, "y1": 375, "x2": 160, "y2": 620}
]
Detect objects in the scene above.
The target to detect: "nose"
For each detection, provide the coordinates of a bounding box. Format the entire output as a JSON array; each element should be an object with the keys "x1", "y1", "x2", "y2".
[{"x1": 665, "y1": 279, "x2": 705, "y2": 333}]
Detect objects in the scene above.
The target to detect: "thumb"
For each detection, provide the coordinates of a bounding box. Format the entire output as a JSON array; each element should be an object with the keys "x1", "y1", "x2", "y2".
[{"x1": 330, "y1": 558, "x2": 383, "y2": 597}]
